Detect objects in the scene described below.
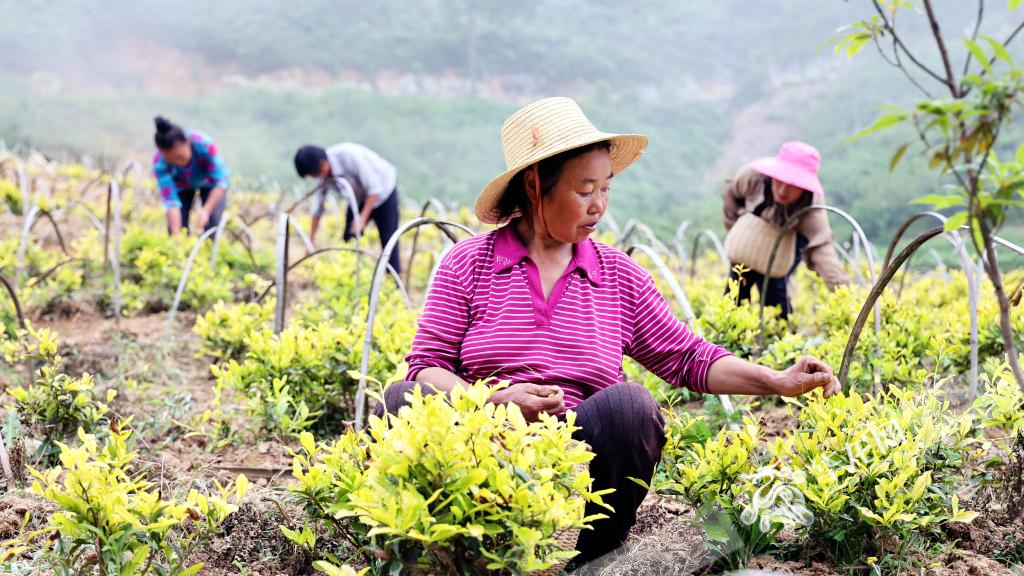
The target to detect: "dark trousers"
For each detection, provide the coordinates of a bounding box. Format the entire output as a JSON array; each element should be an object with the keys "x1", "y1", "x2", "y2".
[
  {"x1": 345, "y1": 188, "x2": 401, "y2": 273},
  {"x1": 728, "y1": 233, "x2": 809, "y2": 321},
  {"x1": 373, "y1": 381, "x2": 665, "y2": 566},
  {"x1": 178, "y1": 187, "x2": 227, "y2": 233}
]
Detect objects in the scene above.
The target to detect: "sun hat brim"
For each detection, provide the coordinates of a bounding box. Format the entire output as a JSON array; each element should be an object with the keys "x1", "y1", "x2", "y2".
[
  {"x1": 749, "y1": 156, "x2": 824, "y2": 197},
  {"x1": 475, "y1": 132, "x2": 648, "y2": 225}
]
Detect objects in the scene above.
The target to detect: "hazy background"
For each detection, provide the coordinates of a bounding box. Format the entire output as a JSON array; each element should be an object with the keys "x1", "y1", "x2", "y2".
[{"x1": 1, "y1": 0, "x2": 1021, "y2": 240}]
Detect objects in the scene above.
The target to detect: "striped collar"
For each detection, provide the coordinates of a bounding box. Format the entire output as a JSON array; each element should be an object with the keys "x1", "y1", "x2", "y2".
[{"x1": 492, "y1": 223, "x2": 602, "y2": 286}]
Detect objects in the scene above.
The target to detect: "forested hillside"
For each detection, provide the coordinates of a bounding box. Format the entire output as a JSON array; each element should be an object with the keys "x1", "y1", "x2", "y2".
[{"x1": 0, "y1": 1, "x2": 1020, "y2": 237}]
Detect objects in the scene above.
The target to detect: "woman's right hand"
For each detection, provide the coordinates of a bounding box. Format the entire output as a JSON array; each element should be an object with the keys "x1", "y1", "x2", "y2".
[{"x1": 489, "y1": 383, "x2": 564, "y2": 422}]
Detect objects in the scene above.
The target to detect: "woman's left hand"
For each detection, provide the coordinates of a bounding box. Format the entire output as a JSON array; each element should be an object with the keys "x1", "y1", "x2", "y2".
[{"x1": 772, "y1": 355, "x2": 841, "y2": 398}]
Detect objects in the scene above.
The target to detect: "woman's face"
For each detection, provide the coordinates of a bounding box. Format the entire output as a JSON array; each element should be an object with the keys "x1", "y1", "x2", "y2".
[
  {"x1": 772, "y1": 179, "x2": 806, "y2": 206},
  {"x1": 162, "y1": 140, "x2": 193, "y2": 167},
  {"x1": 531, "y1": 148, "x2": 613, "y2": 244}
]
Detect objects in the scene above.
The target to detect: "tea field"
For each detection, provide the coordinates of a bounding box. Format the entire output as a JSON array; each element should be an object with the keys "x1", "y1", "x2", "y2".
[{"x1": 0, "y1": 150, "x2": 1021, "y2": 575}]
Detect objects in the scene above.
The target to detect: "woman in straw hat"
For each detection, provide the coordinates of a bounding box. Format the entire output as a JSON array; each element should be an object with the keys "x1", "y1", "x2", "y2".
[
  {"x1": 722, "y1": 142, "x2": 850, "y2": 320},
  {"x1": 379, "y1": 97, "x2": 841, "y2": 566}
]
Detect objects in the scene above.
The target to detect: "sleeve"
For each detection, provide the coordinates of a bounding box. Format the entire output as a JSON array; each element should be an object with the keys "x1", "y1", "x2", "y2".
[
  {"x1": 797, "y1": 208, "x2": 850, "y2": 289},
  {"x1": 624, "y1": 272, "x2": 733, "y2": 393},
  {"x1": 196, "y1": 134, "x2": 230, "y2": 189},
  {"x1": 722, "y1": 165, "x2": 765, "y2": 232},
  {"x1": 153, "y1": 157, "x2": 181, "y2": 210},
  {"x1": 404, "y1": 261, "x2": 472, "y2": 381},
  {"x1": 722, "y1": 176, "x2": 742, "y2": 231},
  {"x1": 311, "y1": 184, "x2": 327, "y2": 218}
]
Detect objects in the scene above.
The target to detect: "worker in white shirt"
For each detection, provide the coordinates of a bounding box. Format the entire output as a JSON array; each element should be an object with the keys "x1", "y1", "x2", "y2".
[{"x1": 294, "y1": 143, "x2": 401, "y2": 272}]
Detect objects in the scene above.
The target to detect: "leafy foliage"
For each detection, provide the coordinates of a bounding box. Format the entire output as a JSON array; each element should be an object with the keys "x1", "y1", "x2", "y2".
[
  {"x1": 770, "y1": 385, "x2": 981, "y2": 565},
  {"x1": 193, "y1": 300, "x2": 273, "y2": 361},
  {"x1": 1, "y1": 328, "x2": 112, "y2": 465},
  {"x1": 287, "y1": 380, "x2": 609, "y2": 575},
  {"x1": 6, "y1": 424, "x2": 249, "y2": 576}
]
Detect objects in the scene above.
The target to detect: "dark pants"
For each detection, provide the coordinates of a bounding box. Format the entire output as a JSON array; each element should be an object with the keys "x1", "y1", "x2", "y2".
[
  {"x1": 178, "y1": 187, "x2": 227, "y2": 233},
  {"x1": 728, "y1": 234, "x2": 809, "y2": 321},
  {"x1": 373, "y1": 381, "x2": 665, "y2": 566},
  {"x1": 345, "y1": 188, "x2": 401, "y2": 273}
]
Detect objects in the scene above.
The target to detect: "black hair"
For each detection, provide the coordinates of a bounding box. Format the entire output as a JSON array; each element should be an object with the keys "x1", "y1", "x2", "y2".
[
  {"x1": 153, "y1": 116, "x2": 187, "y2": 151},
  {"x1": 294, "y1": 145, "x2": 328, "y2": 178},
  {"x1": 491, "y1": 140, "x2": 612, "y2": 224}
]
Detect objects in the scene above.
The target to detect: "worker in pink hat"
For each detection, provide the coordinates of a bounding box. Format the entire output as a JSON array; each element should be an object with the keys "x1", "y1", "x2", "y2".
[{"x1": 722, "y1": 141, "x2": 849, "y2": 320}]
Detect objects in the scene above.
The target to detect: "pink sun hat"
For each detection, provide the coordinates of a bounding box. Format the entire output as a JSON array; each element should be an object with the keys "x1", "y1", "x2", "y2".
[{"x1": 749, "y1": 141, "x2": 824, "y2": 197}]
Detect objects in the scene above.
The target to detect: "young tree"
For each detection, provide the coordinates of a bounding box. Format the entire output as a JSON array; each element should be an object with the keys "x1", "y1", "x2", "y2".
[{"x1": 839, "y1": 0, "x2": 1024, "y2": 390}]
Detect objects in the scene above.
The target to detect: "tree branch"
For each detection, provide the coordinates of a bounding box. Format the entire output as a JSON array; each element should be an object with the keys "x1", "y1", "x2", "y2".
[
  {"x1": 891, "y1": 33, "x2": 936, "y2": 98},
  {"x1": 1005, "y1": 19, "x2": 1024, "y2": 48},
  {"x1": 871, "y1": 32, "x2": 899, "y2": 68},
  {"x1": 962, "y1": 0, "x2": 984, "y2": 77},
  {"x1": 970, "y1": 108, "x2": 1006, "y2": 210},
  {"x1": 922, "y1": 0, "x2": 960, "y2": 97},
  {"x1": 867, "y1": 11, "x2": 935, "y2": 98},
  {"x1": 870, "y1": 0, "x2": 951, "y2": 88},
  {"x1": 911, "y1": 115, "x2": 972, "y2": 201}
]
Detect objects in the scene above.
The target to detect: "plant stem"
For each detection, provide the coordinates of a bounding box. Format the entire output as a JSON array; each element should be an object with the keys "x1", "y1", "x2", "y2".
[
  {"x1": 981, "y1": 230, "x2": 1024, "y2": 391},
  {"x1": 921, "y1": 0, "x2": 960, "y2": 97}
]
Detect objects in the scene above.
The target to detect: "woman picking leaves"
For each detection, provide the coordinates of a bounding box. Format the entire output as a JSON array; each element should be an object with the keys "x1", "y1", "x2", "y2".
[
  {"x1": 152, "y1": 116, "x2": 230, "y2": 235},
  {"x1": 383, "y1": 97, "x2": 842, "y2": 567},
  {"x1": 722, "y1": 142, "x2": 849, "y2": 319}
]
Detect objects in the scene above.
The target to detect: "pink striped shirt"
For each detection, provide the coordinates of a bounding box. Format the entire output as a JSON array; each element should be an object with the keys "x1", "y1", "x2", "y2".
[{"x1": 405, "y1": 224, "x2": 732, "y2": 411}]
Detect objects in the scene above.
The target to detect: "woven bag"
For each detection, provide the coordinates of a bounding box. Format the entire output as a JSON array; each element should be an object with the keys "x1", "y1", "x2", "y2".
[{"x1": 724, "y1": 213, "x2": 796, "y2": 278}]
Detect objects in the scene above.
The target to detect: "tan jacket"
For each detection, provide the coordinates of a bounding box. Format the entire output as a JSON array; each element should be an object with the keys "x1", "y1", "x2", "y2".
[{"x1": 722, "y1": 164, "x2": 849, "y2": 289}]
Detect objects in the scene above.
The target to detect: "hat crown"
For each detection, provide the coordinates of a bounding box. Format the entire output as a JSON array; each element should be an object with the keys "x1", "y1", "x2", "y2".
[
  {"x1": 475, "y1": 96, "x2": 647, "y2": 225},
  {"x1": 499, "y1": 97, "x2": 602, "y2": 170},
  {"x1": 776, "y1": 141, "x2": 821, "y2": 174}
]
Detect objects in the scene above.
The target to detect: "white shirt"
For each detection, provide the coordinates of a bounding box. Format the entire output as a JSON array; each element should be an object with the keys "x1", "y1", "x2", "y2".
[{"x1": 312, "y1": 142, "x2": 397, "y2": 217}]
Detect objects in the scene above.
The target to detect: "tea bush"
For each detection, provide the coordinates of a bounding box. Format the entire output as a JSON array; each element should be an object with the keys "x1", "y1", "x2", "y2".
[
  {"x1": 193, "y1": 300, "x2": 274, "y2": 361},
  {"x1": 287, "y1": 381, "x2": 609, "y2": 575},
  {"x1": 210, "y1": 290, "x2": 417, "y2": 437},
  {"x1": 769, "y1": 385, "x2": 981, "y2": 565},
  {"x1": 645, "y1": 411, "x2": 779, "y2": 569},
  {"x1": 1, "y1": 328, "x2": 112, "y2": 464},
  {"x1": 4, "y1": 424, "x2": 249, "y2": 575}
]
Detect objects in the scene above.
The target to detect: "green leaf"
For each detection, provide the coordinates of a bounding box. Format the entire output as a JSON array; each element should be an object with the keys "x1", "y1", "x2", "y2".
[
  {"x1": 889, "y1": 142, "x2": 911, "y2": 173},
  {"x1": 986, "y1": 198, "x2": 1024, "y2": 207},
  {"x1": 964, "y1": 39, "x2": 993, "y2": 75},
  {"x1": 945, "y1": 211, "x2": 968, "y2": 232},
  {"x1": 703, "y1": 518, "x2": 731, "y2": 542},
  {"x1": 912, "y1": 194, "x2": 965, "y2": 210},
  {"x1": 299, "y1": 431, "x2": 315, "y2": 455},
  {"x1": 1016, "y1": 142, "x2": 1024, "y2": 165},
  {"x1": 846, "y1": 112, "x2": 908, "y2": 143},
  {"x1": 949, "y1": 509, "x2": 980, "y2": 523},
  {"x1": 845, "y1": 34, "x2": 871, "y2": 58},
  {"x1": 982, "y1": 36, "x2": 1014, "y2": 65},
  {"x1": 314, "y1": 561, "x2": 362, "y2": 576}
]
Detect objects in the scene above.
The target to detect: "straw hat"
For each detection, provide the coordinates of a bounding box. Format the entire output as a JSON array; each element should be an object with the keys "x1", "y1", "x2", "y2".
[{"x1": 475, "y1": 97, "x2": 648, "y2": 225}]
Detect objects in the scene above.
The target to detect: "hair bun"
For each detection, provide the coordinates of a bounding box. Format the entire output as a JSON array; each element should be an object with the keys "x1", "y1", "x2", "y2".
[{"x1": 154, "y1": 116, "x2": 174, "y2": 133}]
